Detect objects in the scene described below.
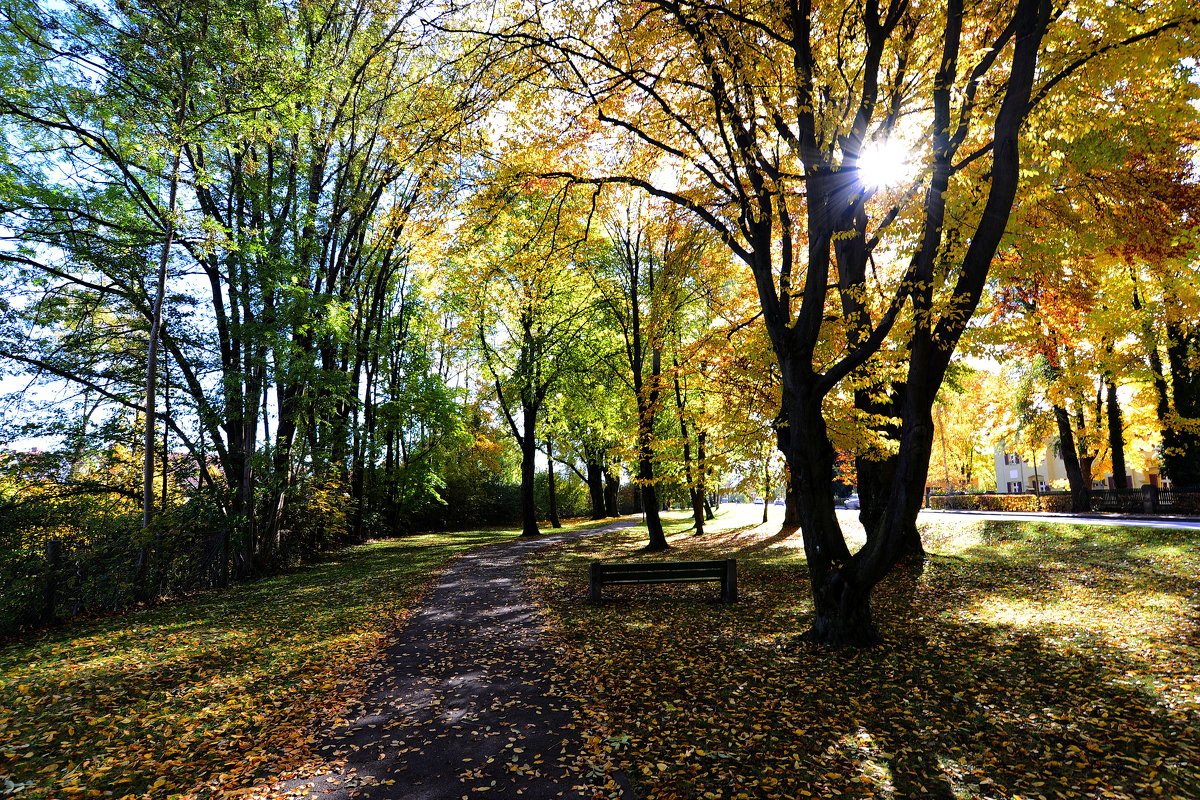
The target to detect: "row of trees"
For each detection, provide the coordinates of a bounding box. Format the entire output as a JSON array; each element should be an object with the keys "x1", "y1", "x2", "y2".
[
  {"x1": 1, "y1": 0, "x2": 1197, "y2": 644},
  {"x1": 0, "y1": 0, "x2": 498, "y2": 625},
  {"x1": 467, "y1": 0, "x2": 1199, "y2": 644}
]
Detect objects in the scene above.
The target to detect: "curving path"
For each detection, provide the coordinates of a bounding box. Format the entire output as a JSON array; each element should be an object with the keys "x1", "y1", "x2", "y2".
[{"x1": 270, "y1": 521, "x2": 638, "y2": 800}]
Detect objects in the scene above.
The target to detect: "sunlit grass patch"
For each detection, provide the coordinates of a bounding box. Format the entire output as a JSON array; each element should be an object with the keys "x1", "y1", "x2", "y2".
[
  {"x1": 531, "y1": 510, "x2": 1200, "y2": 800},
  {"x1": 0, "y1": 527, "x2": 523, "y2": 798}
]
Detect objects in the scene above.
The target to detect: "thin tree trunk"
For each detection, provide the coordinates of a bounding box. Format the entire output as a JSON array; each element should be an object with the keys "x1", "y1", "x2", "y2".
[
  {"x1": 761, "y1": 455, "x2": 770, "y2": 524},
  {"x1": 697, "y1": 429, "x2": 714, "y2": 521},
  {"x1": 546, "y1": 438, "x2": 562, "y2": 528},
  {"x1": 1106, "y1": 380, "x2": 1128, "y2": 489},
  {"x1": 1053, "y1": 404, "x2": 1092, "y2": 512},
  {"x1": 143, "y1": 150, "x2": 182, "y2": 530},
  {"x1": 638, "y1": 356, "x2": 668, "y2": 551},
  {"x1": 520, "y1": 402, "x2": 540, "y2": 537},
  {"x1": 671, "y1": 364, "x2": 704, "y2": 535}
]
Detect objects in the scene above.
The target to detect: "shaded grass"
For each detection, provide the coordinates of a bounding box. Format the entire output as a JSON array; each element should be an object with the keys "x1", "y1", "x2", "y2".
[
  {"x1": 530, "y1": 506, "x2": 1200, "y2": 800},
  {"x1": 0, "y1": 526, "x2": 536, "y2": 798}
]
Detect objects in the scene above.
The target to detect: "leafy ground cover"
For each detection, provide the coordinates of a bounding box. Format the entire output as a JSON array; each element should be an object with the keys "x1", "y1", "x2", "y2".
[
  {"x1": 529, "y1": 506, "x2": 1200, "y2": 800},
  {"x1": 0, "y1": 526, "x2": 531, "y2": 798}
]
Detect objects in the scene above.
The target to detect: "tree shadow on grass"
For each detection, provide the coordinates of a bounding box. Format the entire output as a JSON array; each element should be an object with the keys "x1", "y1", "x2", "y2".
[
  {"x1": 0, "y1": 531, "x2": 514, "y2": 798},
  {"x1": 539, "y1": 519, "x2": 1200, "y2": 799}
]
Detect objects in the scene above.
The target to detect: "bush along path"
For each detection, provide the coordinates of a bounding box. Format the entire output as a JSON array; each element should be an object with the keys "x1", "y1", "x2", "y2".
[{"x1": 259, "y1": 521, "x2": 639, "y2": 800}]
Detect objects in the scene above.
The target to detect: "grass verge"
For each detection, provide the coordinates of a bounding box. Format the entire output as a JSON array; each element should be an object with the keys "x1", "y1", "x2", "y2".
[
  {"x1": 0, "y1": 527, "x2": 525, "y2": 799},
  {"x1": 529, "y1": 505, "x2": 1200, "y2": 800}
]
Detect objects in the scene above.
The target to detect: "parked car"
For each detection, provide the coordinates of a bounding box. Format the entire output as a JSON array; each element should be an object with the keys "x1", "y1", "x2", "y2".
[
  {"x1": 844, "y1": 493, "x2": 860, "y2": 509},
  {"x1": 773, "y1": 499, "x2": 785, "y2": 506},
  {"x1": 752, "y1": 498, "x2": 764, "y2": 504}
]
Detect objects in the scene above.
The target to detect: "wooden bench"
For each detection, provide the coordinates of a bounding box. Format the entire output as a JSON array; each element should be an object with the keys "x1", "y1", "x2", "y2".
[{"x1": 588, "y1": 559, "x2": 737, "y2": 603}]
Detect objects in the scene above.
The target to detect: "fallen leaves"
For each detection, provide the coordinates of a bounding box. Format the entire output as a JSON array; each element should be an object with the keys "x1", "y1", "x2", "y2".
[
  {"x1": 528, "y1": 508, "x2": 1200, "y2": 800},
  {"x1": 0, "y1": 529, "x2": 513, "y2": 798}
]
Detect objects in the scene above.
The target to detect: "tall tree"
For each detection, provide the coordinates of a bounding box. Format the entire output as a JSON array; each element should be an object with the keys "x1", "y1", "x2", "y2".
[
  {"x1": 0, "y1": 0, "x2": 486, "y2": 578},
  {"x1": 594, "y1": 198, "x2": 711, "y2": 551},
  {"x1": 453, "y1": 179, "x2": 604, "y2": 536},
  {"x1": 468, "y1": 0, "x2": 1196, "y2": 643}
]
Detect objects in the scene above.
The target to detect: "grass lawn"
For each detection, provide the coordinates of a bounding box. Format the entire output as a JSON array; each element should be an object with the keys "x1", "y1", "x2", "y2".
[
  {"x1": 0, "y1": 526, "x2": 533, "y2": 798},
  {"x1": 528, "y1": 505, "x2": 1200, "y2": 800}
]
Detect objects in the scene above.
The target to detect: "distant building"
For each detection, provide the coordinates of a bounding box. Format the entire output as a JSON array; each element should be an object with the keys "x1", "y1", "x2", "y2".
[{"x1": 994, "y1": 442, "x2": 1166, "y2": 493}]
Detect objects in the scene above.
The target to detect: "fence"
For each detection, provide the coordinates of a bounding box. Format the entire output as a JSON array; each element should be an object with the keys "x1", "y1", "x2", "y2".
[{"x1": 928, "y1": 487, "x2": 1200, "y2": 516}]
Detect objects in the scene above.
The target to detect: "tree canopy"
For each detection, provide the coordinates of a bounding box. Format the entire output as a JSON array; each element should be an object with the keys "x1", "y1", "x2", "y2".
[{"x1": 1, "y1": 0, "x2": 1197, "y2": 644}]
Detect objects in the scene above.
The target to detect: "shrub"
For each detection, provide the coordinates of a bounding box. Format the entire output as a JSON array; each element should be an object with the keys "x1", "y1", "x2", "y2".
[{"x1": 928, "y1": 493, "x2": 1073, "y2": 513}]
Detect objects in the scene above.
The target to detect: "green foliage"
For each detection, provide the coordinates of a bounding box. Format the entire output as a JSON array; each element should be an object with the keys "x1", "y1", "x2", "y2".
[
  {"x1": 275, "y1": 475, "x2": 353, "y2": 563},
  {"x1": 535, "y1": 469, "x2": 590, "y2": 519}
]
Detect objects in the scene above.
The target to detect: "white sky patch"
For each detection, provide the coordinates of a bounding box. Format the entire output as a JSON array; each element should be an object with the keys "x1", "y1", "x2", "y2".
[{"x1": 856, "y1": 137, "x2": 917, "y2": 189}]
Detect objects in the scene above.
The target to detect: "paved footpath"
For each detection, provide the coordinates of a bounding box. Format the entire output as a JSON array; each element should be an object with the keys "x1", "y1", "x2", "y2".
[{"x1": 270, "y1": 522, "x2": 638, "y2": 800}]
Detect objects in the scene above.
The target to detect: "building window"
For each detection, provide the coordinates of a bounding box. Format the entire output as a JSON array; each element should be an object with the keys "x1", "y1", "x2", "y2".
[{"x1": 1007, "y1": 481, "x2": 1023, "y2": 493}]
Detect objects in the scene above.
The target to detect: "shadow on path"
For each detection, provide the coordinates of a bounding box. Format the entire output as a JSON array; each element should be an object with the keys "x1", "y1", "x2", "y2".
[{"x1": 264, "y1": 522, "x2": 639, "y2": 799}]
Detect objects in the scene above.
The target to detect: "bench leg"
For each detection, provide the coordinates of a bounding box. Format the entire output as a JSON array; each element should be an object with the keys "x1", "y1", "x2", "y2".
[
  {"x1": 722, "y1": 559, "x2": 737, "y2": 603},
  {"x1": 588, "y1": 562, "x2": 603, "y2": 602}
]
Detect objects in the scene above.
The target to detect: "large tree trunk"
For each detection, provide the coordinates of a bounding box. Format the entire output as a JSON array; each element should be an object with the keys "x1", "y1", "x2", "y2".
[
  {"x1": 854, "y1": 390, "x2": 924, "y2": 560},
  {"x1": 585, "y1": 458, "x2": 606, "y2": 519},
  {"x1": 1161, "y1": 322, "x2": 1200, "y2": 489},
  {"x1": 1054, "y1": 404, "x2": 1092, "y2": 512},
  {"x1": 779, "y1": 387, "x2": 870, "y2": 645},
  {"x1": 783, "y1": 474, "x2": 799, "y2": 526},
  {"x1": 604, "y1": 465, "x2": 620, "y2": 516}
]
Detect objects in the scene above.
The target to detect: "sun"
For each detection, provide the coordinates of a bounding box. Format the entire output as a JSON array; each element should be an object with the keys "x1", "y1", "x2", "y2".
[{"x1": 855, "y1": 138, "x2": 917, "y2": 189}]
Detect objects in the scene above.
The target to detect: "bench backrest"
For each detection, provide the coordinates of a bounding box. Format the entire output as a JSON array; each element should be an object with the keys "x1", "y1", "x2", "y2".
[{"x1": 592, "y1": 560, "x2": 730, "y2": 581}]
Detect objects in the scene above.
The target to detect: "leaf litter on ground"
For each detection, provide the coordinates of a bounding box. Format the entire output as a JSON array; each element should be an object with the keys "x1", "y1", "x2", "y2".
[
  {"x1": 0, "y1": 529, "x2": 515, "y2": 799},
  {"x1": 526, "y1": 507, "x2": 1200, "y2": 800}
]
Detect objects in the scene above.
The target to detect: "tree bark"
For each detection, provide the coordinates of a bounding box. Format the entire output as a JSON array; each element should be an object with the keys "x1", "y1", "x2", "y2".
[
  {"x1": 1053, "y1": 404, "x2": 1092, "y2": 512},
  {"x1": 604, "y1": 465, "x2": 620, "y2": 516},
  {"x1": 783, "y1": 477, "x2": 799, "y2": 526},
  {"x1": 697, "y1": 429, "x2": 714, "y2": 521},
  {"x1": 1162, "y1": 322, "x2": 1200, "y2": 489},
  {"x1": 850, "y1": 393, "x2": 924, "y2": 561},
  {"x1": 1106, "y1": 380, "x2": 1128, "y2": 489},
  {"x1": 585, "y1": 457, "x2": 606, "y2": 519},
  {"x1": 779, "y1": 385, "x2": 872, "y2": 645},
  {"x1": 546, "y1": 438, "x2": 562, "y2": 528},
  {"x1": 761, "y1": 456, "x2": 770, "y2": 524},
  {"x1": 671, "y1": 365, "x2": 704, "y2": 535},
  {"x1": 519, "y1": 402, "x2": 541, "y2": 537},
  {"x1": 638, "y1": 444, "x2": 668, "y2": 550}
]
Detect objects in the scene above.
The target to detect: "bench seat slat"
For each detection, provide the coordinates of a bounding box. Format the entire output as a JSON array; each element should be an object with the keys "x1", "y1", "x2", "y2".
[
  {"x1": 595, "y1": 572, "x2": 724, "y2": 581},
  {"x1": 596, "y1": 560, "x2": 728, "y2": 572},
  {"x1": 602, "y1": 575, "x2": 723, "y2": 584}
]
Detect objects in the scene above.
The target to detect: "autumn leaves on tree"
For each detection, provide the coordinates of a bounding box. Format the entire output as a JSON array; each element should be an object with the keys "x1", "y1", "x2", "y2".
[
  {"x1": 1, "y1": 0, "x2": 1198, "y2": 646},
  {"x1": 469, "y1": 0, "x2": 1198, "y2": 643}
]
